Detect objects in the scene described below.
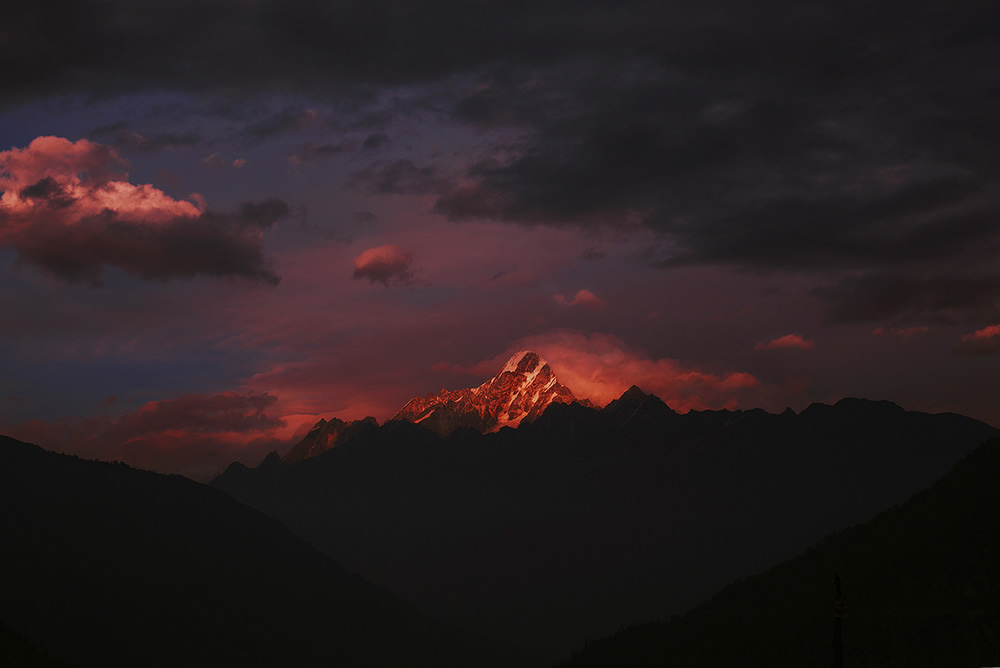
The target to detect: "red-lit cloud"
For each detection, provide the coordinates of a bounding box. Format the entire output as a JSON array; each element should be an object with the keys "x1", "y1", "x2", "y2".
[
  {"x1": 872, "y1": 325, "x2": 929, "y2": 339},
  {"x1": 1, "y1": 392, "x2": 290, "y2": 481},
  {"x1": 202, "y1": 153, "x2": 246, "y2": 169},
  {"x1": 955, "y1": 324, "x2": 1000, "y2": 356},
  {"x1": 554, "y1": 289, "x2": 606, "y2": 308},
  {"x1": 0, "y1": 136, "x2": 284, "y2": 284},
  {"x1": 754, "y1": 333, "x2": 814, "y2": 351},
  {"x1": 487, "y1": 330, "x2": 760, "y2": 412},
  {"x1": 352, "y1": 244, "x2": 416, "y2": 286}
]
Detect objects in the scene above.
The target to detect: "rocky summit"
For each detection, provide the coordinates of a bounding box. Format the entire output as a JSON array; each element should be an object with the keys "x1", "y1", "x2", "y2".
[{"x1": 391, "y1": 351, "x2": 588, "y2": 436}]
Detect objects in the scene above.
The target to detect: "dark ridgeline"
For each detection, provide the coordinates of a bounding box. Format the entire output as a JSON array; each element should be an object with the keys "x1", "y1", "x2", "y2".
[
  {"x1": 555, "y1": 437, "x2": 1000, "y2": 667},
  {"x1": 213, "y1": 390, "x2": 999, "y2": 662},
  {"x1": 283, "y1": 416, "x2": 379, "y2": 463},
  {"x1": 0, "y1": 435, "x2": 521, "y2": 668}
]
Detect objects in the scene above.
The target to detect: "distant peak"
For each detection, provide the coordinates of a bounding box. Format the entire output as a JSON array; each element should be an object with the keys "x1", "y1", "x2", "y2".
[
  {"x1": 621, "y1": 385, "x2": 648, "y2": 400},
  {"x1": 501, "y1": 350, "x2": 544, "y2": 375},
  {"x1": 392, "y1": 349, "x2": 577, "y2": 436}
]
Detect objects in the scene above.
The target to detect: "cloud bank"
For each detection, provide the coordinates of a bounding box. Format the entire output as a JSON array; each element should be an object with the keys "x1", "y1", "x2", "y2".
[
  {"x1": 2, "y1": 392, "x2": 289, "y2": 481},
  {"x1": 755, "y1": 334, "x2": 814, "y2": 351},
  {"x1": 497, "y1": 330, "x2": 760, "y2": 412},
  {"x1": 0, "y1": 137, "x2": 285, "y2": 284}
]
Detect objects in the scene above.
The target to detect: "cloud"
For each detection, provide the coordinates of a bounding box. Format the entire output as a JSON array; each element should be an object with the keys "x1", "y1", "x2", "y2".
[
  {"x1": 0, "y1": 136, "x2": 285, "y2": 284},
  {"x1": 362, "y1": 133, "x2": 390, "y2": 150},
  {"x1": 288, "y1": 141, "x2": 353, "y2": 164},
  {"x1": 352, "y1": 244, "x2": 416, "y2": 286},
  {"x1": 955, "y1": 324, "x2": 1000, "y2": 356},
  {"x1": 346, "y1": 160, "x2": 445, "y2": 195},
  {"x1": 755, "y1": 334, "x2": 814, "y2": 351},
  {"x1": 90, "y1": 124, "x2": 202, "y2": 152},
  {"x1": 243, "y1": 107, "x2": 320, "y2": 140},
  {"x1": 554, "y1": 289, "x2": 605, "y2": 308},
  {"x1": 872, "y1": 326, "x2": 929, "y2": 339},
  {"x1": 4, "y1": 2, "x2": 996, "y2": 324},
  {"x1": 813, "y1": 273, "x2": 1000, "y2": 323},
  {"x1": 496, "y1": 330, "x2": 760, "y2": 411},
  {"x1": 202, "y1": 153, "x2": 246, "y2": 169},
  {"x1": 1, "y1": 392, "x2": 289, "y2": 481}
]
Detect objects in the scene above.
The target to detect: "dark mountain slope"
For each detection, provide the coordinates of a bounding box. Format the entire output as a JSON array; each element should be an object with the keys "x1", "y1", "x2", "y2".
[
  {"x1": 213, "y1": 394, "x2": 998, "y2": 662},
  {"x1": 0, "y1": 435, "x2": 513, "y2": 668},
  {"x1": 0, "y1": 620, "x2": 73, "y2": 668},
  {"x1": 557, "y1": 437, "x2": 1000, "y2": 667}
]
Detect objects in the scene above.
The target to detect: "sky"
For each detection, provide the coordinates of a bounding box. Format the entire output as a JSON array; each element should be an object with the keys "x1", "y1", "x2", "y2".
[{"x1": 2, "y1": 0, "x2": 999, "y2": 480}]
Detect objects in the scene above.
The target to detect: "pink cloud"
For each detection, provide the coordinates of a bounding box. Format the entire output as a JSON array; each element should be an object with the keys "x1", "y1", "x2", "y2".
[
  {"x1": 956, "y1": 324, "x2": 1000, "y2": 356},
  {"x1": 485, "y1": 330, "x2": 760, "y2": 412},
  {"x1": 352, "y1": 244, "x2": 416, "y2": 286},
  {"x1": 754, "y1": 333, "x2": 815, "y2": 351},
  {"x1": 872, "y1": 325, "x2": 929, "y2": 339},
  {"x1": 1, "y1": 392, "x2": 291, "y2": 481},
  {"x1": 0, "y1": 136, "x2": 284, "y2": 284},
  {"x1": 554, "y1": 289, "x2": 606, "y2": 308}
]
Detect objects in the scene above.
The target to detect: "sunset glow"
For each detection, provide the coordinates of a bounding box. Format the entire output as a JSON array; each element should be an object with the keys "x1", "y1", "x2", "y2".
[{"x1": 1, "y1": 0, "x2": 998, "y2": 480}]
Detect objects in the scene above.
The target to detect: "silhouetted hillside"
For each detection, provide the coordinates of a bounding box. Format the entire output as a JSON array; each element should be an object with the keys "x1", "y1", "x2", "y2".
[
  {"x1": 0, "y1": 619, "x2": 73, "y2": 668},
  {"x1": 556, "y1": 437, "x2": 1000, "y2": 667},
  {"x1": 0, "y1": 435, "x2": 516, "y2": 668},
  {"x1": 213, "y1": 393, "x2": 998, "y2": 661}
]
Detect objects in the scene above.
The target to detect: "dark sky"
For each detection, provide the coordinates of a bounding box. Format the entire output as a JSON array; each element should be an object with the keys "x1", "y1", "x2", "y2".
[{"x1": 2, "y1": 0, "x2": 999, "y2": 479}]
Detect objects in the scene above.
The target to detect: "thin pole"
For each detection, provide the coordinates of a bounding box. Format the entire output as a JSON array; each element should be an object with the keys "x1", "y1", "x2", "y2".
[{"x1": 833, "y1": 573, "x2": 847, "y2": 668}]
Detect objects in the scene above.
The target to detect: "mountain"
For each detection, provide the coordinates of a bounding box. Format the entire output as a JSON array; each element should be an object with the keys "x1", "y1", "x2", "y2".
[
  {"x1": 391, "y1": 350, "x2": 588, "y2": 436},
  {"x1": 283, "y1": 415, "x2": 378, "y2": 463},
  {"x1": 213, "y1": 390, "x2": 998, "y2": 663},
  {"x1": 0, "y1": 620, "x2": 72, "y2": 668},
  {"x1": 0, "y1": 435, "x2": 517, "y2": 668},
  {"x1": 556, "y1": 437, "x2": 1000, "y2": 667}
]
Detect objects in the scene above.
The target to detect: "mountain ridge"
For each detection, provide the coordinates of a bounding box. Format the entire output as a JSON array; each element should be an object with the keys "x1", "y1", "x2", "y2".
[
  {"x1": 0, "y1": 435, "x2": 518, "y2": 668},
  {"x1": 555, "y1": 436, "x2": 1000, "y2": 667},
  {"x1": 213, "y1": 392, "x2": 998, "y2": 662},
  {"x1": 391, "y1": 350, "x2": 590, "y2": 436}
]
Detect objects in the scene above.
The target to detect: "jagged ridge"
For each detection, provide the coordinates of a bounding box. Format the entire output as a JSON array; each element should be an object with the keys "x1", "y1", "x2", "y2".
[
  {"x1": 284, "y1": 416, "x2": 378, "y2": 463},
  {"x1": 391, "y1": 351, "x2": 589, "y2": 436}
]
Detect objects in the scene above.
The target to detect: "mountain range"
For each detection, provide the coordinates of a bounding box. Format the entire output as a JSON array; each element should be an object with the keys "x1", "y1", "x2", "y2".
[
  {"x1": 556, "y1": 436, "x2": 1000, "y2": 667},
  {"x1": 214, "y1": 385, "x2": 998, "y2": 662},
  {"x1": 0, "y1": 435, "x2": 517, "y2": 668},
  {"x1": 282, "y1": 351, "x2": 588, "y2": 464},
  {"x1": 5, "y1": 351, "x2": 997, "y2": 666}
]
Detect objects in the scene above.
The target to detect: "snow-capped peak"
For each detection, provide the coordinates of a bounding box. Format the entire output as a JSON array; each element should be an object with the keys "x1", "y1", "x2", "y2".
[
  {"x1": 501, "y1": 350, "x2": 536, "y2": 375},
  {"x1": 392, "y1": 350, "x2": 586, "y2": 436}
]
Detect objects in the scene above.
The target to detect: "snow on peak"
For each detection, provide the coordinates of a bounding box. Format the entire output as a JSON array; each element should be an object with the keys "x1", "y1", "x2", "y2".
[
  {"x1": 501, "y1": 350, "x2": 539, "y2": 375},
  {"x1": 391, "y1": 349, "x2": 582, "y2": 436}
]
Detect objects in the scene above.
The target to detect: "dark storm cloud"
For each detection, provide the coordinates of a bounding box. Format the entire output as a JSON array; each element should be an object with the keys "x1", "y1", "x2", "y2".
[
  {"x1": 9, "y1": 201, "x2": 287, "y2": 285},
  {"x1": 813, "y1": 273, "x2": 1000, "y2": 323},
  {"x1": 0, "y1": 136, "x2": 281, "y2": 285},
  {"x1": 288, "y1": 141, "x2": 352, "y2": 164},
  {"x1": 362, "y1": 133, "x2": 389, "y2": 150},
  {"x1": 347, "y1": 159, "x2": 445, "y2": 195},
  {"x1": 0, "y1": 0, "x2": 647, "y2": 104},
  {"x1": 243, "y1": 107, "x2": 320, "y2": 140},
  {"x1": 5, "y1": 0, "x2": 1000, "y2": 320},
  {"x1": 90, "y1": 123, "x2": 202, "y2": 152}
]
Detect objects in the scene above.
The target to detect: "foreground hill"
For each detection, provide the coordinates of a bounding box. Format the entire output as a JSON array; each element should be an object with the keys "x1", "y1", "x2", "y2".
[
  {"x1": 557, "y1": 437, "x2": 1000, "y2": 667},
  {"x1": 0, "y1": 620, "x2": 72, "y2": 668},
  {"x1": 214, "y1": 393, "x2": 998, "y2": 662},
  {"x1": 0, "y1": 435, "x2": 513, "y2": 668}
]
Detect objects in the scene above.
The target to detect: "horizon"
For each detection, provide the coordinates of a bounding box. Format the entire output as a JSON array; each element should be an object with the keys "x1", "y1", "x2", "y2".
[{"x1": 3, "y1": 1, "x2": 1000, "y2": 480}]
